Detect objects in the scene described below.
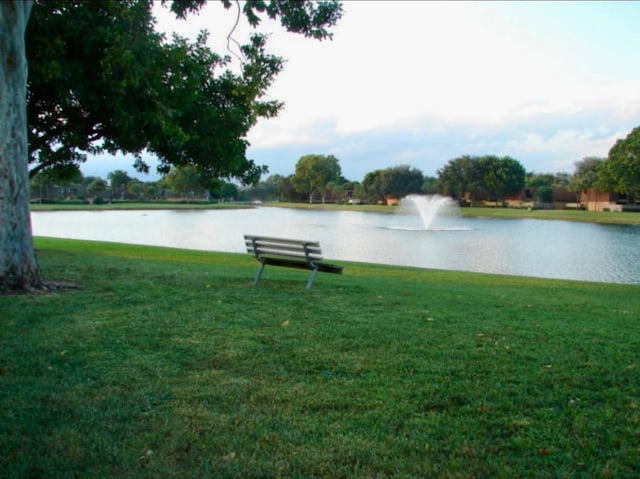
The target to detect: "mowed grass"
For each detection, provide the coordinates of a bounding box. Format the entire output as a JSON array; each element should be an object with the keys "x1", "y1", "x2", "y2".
[
  {"x1": 1, "y1": 238, "x2": 639, "y2": 478},
  {"x1": 31, "y1": 199, "x2": 640, "y2": 225},
  {"x1": 265, "y1": 202, "x2": 640, "y2": 225},
  {"x1": 460, "y1": 207, "x2": 640, "y2": 225},
  {"x1": 30, "y1": 201, "x2": 249, "y2": 211}
]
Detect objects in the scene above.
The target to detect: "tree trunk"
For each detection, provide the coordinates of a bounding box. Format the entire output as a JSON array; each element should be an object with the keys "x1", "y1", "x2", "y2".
[{"x1": 0, "y1": 1, "x2": 43, "y2": 292}]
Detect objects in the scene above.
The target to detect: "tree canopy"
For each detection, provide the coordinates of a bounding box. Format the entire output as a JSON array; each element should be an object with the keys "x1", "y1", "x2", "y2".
[
  {"x1": 162, "y1": 165, "x2": 207, "y2": 198},
  {"x1": 291, "y1": 154, "x2": 342, "y2": 203},
  {"x1": 362, "y1": 165, "x2": 424, "y2": 202},
  {"x1": 604, "y1": 126, "x2": 640, "y2": 197},
  {"x1": 1, "y1": 0, "x2": 341, "y2": 292},
  {"x1": 437, "y1": 155, "x2": 526, "y2": 204},
  {"x1": 568, "y1": 157, "x2": 605, "y2": 193},
  {"x1": 564, "y1": 128, "x2": 640, "y2": 202},
  {"x1": 26, "y1": 0, "x2": 342, "y2": 183},
  {"x1": 436, "y1": 155, "x2": 484, "y2": 202},
  {"x1": 107, "y1": 170, "x2": 134, "y2": 199},
  {"x1": 478, "y1": 155, "x2": 526, "y2": 203}
]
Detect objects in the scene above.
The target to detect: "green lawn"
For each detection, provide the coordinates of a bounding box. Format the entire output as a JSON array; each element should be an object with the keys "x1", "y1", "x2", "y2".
[
  {"x1": 2, "y1": 238, "x2": 639, "y2": 478},
  {"x1": 30, "y1": 201, "x2": 250, "y2": 211},
  {"x1": 264, "y1": 202, "x2": 640, "y2": 225},
  {"x1": 460, "y1": 207, "x2": 640, "y2": 225}
]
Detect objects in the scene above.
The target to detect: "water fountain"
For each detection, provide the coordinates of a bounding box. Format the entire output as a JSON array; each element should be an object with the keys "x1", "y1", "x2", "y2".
[{"x1": 397, "y1": 194, "x2": 460, "y2": 230}]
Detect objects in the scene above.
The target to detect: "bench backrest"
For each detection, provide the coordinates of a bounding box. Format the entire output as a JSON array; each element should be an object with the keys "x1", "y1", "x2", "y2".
[{"x1": 244, "y1": 235, "x2": 323, "y2": 263}]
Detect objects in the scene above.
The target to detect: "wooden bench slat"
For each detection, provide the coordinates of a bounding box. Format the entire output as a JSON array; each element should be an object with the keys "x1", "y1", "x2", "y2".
[
  {"x1": 315, "y1": 263, "x2": 344, "y2": 274},
  {"x1": 261, "y1": 257, "x2": 320, "y2": 270},
  {"x1": 244, "y1": 235, "x2": 320, "y2": 246},
  {"x1": 244, "y1": 234, "x2": 342, "y2": 289},
  {"x1": 249, "y1": 251, "x2": 322, "y2": 263},
  {"x1": 246, "y1": 243, "x2": 322, "y2": 256}
]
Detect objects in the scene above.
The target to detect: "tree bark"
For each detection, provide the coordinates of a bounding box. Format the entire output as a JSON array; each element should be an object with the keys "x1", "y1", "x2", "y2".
[{"x1": 0, "y1": 1, "x2": 43, "y2": 292}]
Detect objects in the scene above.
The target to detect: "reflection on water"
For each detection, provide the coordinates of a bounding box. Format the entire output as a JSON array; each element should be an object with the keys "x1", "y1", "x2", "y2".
[{"x1": 31, "y1": 207, "x2": 640, "y2": 284}]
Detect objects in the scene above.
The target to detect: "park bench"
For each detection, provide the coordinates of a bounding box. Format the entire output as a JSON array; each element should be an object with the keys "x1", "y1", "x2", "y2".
[{"x1": 244, "y1": 235, "x2": 343, "y2": 289}]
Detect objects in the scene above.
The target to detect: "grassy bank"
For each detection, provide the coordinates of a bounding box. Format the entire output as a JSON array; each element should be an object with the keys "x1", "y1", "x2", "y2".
[
  {"x1": 30, "y1": 201, "x2": 251, "y2": 211},
  {"x1": 266, "y1": 202, "x2": 640, "y2": 225},
  {"x1": 2, "y1": 238, "x2": 639, "y2": 478},
  {"x1": 460, "y1": 207, "x2": 640, "y2": 225},
  {"x1": 30, "y1": 200, "x2": 640, "y2": 225}
]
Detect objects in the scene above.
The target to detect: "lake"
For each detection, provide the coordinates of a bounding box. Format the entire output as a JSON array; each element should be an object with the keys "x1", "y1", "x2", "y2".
[{"x1": 31, "y1": 206, "x2": 640, "y2": 284}]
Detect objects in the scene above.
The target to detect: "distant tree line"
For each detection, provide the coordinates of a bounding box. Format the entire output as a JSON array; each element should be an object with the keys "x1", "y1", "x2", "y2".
[
  {"x1": 25, "y1": 154, "x2": 631, "y2": 206},
  {"x1": 242, "y1": 154, "x2": 573, "y2": 206},
  {"x1": 31, "y1": 126, "x2": 640, "y2": 206},
  {"x1": 30, "y1": 165, "x2": 240, "y2": 203}
]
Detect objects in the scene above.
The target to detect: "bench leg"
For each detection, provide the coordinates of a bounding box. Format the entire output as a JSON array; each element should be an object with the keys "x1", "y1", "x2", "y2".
[
  {"x1": 253, "y1": 263, "x2": 266, "y2": 286},
  {"x1": 306, "y1": 267, "x2": 318, "y2": 290}
]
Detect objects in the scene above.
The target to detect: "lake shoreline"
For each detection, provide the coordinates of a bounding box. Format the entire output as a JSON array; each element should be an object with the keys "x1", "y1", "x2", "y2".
[
  {"x1": 31, "y1": 207, "x2": 640, "y2": 284},
  {"x1": 30, "y1": 200, "x2": 640, "y2": 225}
]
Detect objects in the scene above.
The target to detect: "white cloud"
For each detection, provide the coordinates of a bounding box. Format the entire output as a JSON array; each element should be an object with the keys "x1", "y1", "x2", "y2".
[
  {"x1": 245, "y1": 1, "x2": 640, "y2": 147},
  {"x1": 83, "y1": 1, "x2": 640, "y2": 181}
]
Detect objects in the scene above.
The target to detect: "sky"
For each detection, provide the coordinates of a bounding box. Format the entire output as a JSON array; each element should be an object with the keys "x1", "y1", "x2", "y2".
[{"x1": 82, "y1": 1, "x2": 640, "y2": 183}]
